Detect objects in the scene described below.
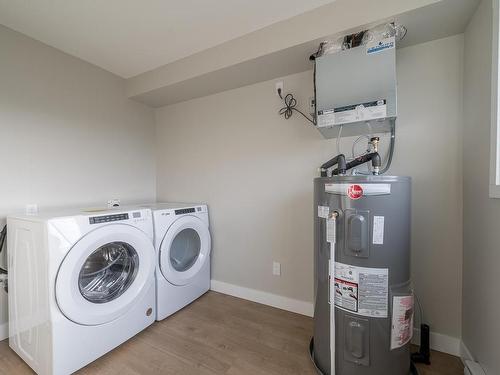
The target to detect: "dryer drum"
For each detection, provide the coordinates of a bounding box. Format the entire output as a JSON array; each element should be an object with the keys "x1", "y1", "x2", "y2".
[
  {"x1": 169, "y1": 228, "x2": 201, "y2": 272},
  {"x1": 79, "y1": 241, "x2": 139, "y2": 304}
]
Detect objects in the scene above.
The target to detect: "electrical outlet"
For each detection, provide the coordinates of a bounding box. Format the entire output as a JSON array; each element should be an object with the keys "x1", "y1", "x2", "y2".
[
  {"x1": 273, "y1": 261, "x2": 281, "y2": 276},
  {"x1": 107, "y1": 199, "x2": 121, "y2": 208},
  {"x1": 25, "y1": 204, "x2": 38, "y2": 215},
  {"x1": 275, "y1": 81, "x2": 284, "y2": 97},
  {"x1": 309, "y1": 96, "x2": 316, "y2": 116}
]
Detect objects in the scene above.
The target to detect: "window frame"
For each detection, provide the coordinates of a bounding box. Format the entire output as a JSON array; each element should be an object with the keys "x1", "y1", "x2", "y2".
[{"x1": 490, "y1": 0, "x2": 500, "y2": 197}]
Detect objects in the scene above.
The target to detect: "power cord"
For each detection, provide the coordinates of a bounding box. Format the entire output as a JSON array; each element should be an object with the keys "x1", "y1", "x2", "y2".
[
  {"x1": 0, "y1": 225, "x2": 7, "y2": 293},
  {"x1": 0, "y1": 225, "x2": 6, "y2": 256},
  {"x1": 278, "y1": 89, "x2": 316, "y2": 125}
]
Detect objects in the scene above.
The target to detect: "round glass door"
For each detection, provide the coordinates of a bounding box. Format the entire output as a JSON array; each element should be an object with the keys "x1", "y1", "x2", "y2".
[
  {"x1": 170, "y1": 229, "x2": 201, "y2": 272},
  {"x1": 79, "y1": 242, "x2": 139, "y2": 304},
  {"x1": 160, "y1": 215, "x2": 211, "y2": 286},
  {"x1": 56, "y1": 224, "x2": 155, "y2": 326}
]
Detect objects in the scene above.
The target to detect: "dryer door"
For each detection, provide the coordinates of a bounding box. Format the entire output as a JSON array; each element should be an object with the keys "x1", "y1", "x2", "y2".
[
  {"x1": 159, "y1": 215, "x2": 211, "y2": 286},
  {"x1": 56, "y1": 224, "x2": 155, "y2": 326}
]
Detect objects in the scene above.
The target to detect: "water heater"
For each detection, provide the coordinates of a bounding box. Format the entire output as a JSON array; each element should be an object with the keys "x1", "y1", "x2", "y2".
[{"x1": 312, "y1": 175, "x2": 413, "y2": 375}]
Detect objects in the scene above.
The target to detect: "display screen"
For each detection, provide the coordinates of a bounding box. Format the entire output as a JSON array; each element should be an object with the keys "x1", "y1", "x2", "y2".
[{"x1": 175, "y1": 208, "x2": 195, "y2": 215}]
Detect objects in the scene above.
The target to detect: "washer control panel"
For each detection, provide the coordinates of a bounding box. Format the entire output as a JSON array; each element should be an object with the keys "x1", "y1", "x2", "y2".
[{"x1": 89, "y1": 213, "x2": 130, "y2": 224}]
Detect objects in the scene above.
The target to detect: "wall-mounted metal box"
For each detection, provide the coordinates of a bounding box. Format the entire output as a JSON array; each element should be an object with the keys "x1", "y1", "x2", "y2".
[{"x1": 315, "y1": 38, "x2": 397, "y2": 138}]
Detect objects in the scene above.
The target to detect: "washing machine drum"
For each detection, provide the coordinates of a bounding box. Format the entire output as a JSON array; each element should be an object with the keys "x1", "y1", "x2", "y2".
[
  {"x1": 159, "y1": 215, "x2": 211, "y2": 286},
  {"x1": 56, "y1": 224, "x2": 155, "y2": 326}
]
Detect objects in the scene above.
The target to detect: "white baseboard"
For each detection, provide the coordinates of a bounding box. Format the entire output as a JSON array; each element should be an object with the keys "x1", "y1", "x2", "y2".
[
  {"x1": 460, "y1": 340, "x2": 487, "y2": 375},
  {"x1": 210, "y1": 280, "x2": 314, "y2": 317},
  {"x1": 460, "y1": 340, "x2": 475, "y2": 363},
  {"x1": 412, "y1": 327, "x2": 461, "y2": 357},
  {"x1": 0, "y1": 322, "x2": 8, "y2": 341}
]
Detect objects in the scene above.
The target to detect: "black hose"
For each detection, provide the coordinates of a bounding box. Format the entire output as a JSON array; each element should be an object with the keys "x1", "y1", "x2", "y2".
[
  {"x1": 332, "y1": 152, "x2": 380, "y2": 175},
  {"x1": 320, "y1": 154, "x2": 346, "y2": 177}
]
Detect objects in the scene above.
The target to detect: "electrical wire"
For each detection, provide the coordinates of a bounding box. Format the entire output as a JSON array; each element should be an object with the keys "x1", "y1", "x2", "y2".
[
  {"x1": 379, "y1": 121, "x2": 396, "y2": 174},
  {"x1": 0, "y1": 225, "x2": 7, "y2": 274},
  {"x1": 312, "y1": 61, "x2": 318, "y2": 125},
  {"x1": 278, "y1": 93, "x2": 316, "y2": 125},
  {"x1": 0, "y1": 225, "x2": 5, "y2": 255}
]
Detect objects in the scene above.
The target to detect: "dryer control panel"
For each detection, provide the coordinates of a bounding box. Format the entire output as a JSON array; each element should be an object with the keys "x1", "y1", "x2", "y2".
[
  {"x1": 175, "y1": 208, "x2": 195, "y2": 215},
  {"x1": 89, "y1": 213, "x2": 130, "y2": 224}
]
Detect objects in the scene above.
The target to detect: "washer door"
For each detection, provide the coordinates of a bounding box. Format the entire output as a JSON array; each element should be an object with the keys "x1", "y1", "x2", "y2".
[
  {"x1": 56, "y1": 224, "x2": 154, "y2": 326},
  {"x1": 159, "y1": 215, "x2": 211, "y2": 286}
]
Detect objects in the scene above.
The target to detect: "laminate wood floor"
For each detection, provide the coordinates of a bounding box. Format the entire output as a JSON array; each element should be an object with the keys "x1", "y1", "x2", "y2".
[{"x1": 0, "y1": 291, "x2": 463, "y2": 375}]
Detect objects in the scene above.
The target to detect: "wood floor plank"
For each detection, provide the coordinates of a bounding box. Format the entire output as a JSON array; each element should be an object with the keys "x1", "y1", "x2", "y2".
[
  {"x1": 414, "y1": 349, "x2": 464, "y2": 375},
  {"x1": 0, "y1": 291, "x2": 464, "y2": 375}
]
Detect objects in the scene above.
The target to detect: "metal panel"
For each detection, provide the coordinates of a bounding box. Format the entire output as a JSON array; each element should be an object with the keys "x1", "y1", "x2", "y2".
[
  {"x1": 344, "y1": 210, "x2": 370, "y2": 258},
  {"x1": 315, "y1": 42, "x2": 397, "y2": 138}
]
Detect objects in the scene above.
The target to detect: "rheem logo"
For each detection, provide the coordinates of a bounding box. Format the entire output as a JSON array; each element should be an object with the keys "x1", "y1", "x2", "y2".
[{"x1": 347, "y1": 184, "x2": 363, "y2": 200}]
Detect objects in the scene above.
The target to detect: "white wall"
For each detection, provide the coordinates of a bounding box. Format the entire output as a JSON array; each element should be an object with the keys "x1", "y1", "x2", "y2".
[
  {"x1": 462, "y1": 0, "x2": 500, "y2": 373},
  {"x1": 0, "y1": 25, "x2": 156, "y2": 336},
  {"x1": 155, "y1": 35, "x2": 464, "y2": 341}
]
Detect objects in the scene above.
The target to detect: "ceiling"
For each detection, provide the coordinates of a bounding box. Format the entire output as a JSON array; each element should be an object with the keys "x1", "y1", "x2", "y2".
[{"x1": 0, "y1": 0, "x2": 336, "y2": 78}]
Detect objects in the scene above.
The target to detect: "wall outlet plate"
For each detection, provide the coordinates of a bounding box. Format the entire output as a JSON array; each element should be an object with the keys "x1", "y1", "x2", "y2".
[
  {"x1": 309, "y1": 96, "x2": 316, "y2": 116},
  {"x1": 25, "y1": 204, "x2": 38, "y2": 216},
  {"x1": 273, "y1": 261, "x2": 281, "y2": 276},
  {"x1": 275, "y1": 81, "x2": 284, "y2": 97},
  {"x1": 107, "y1": 199, "x2": 121, "y2": 208}
]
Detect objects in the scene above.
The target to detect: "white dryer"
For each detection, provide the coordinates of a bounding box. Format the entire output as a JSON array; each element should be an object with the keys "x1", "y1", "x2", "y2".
[
  {"x1": 7, "y1": 208, "x2": 156, "y2": 375},
  {"x1": 142, "y1": 203, "x2": 211, "y2": 321}
]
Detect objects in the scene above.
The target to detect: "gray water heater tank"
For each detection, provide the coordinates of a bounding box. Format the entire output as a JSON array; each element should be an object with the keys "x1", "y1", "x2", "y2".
[{"x1": 313, "y1": 175, "x2": 412, "y2": 375}]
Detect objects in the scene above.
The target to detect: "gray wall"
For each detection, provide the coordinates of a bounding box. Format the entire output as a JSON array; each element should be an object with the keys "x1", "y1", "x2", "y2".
[
  {"x1": 155, "y1": 35, "x2": 464, "y2": 340},
  {"x1": 0, "y1": 25, "x2": 156, "y2": 336},
  {"x1": 462, "y1": 0, "x2": 500, "y2": 373}
]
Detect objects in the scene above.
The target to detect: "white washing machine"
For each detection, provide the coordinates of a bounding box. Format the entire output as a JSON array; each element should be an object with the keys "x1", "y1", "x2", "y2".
[
  {"x1": 141, "y1": 203, "x2": 211, "y2": 321},
  {"x1": 7, "y1": 207, "x2": 156, "y2": 375}
]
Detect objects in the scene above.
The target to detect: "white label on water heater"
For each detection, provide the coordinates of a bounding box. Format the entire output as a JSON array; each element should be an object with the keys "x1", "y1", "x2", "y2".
[
  {"x1": 391, "y1": 295, "x2": 414, "y2": 350},
  {"x1": 372, "y1": 216, "x2": 385, "y2": 244},
  {"x1": 318, "y1": 205, "x2": 329, "y2": 219},
  {"x1": 326, "y1": 218, "x2": 336, "y2": 243},
  {"x1": 334, "y1": 262, "x2": 389, "y2": 318}
]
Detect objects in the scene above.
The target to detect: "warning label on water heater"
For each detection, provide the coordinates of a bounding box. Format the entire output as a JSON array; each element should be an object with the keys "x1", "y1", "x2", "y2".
[
  {"x1": 391, "y1": 295, "x2": 414, "y2": 350},
  {"x1": 334, "y1": 277, "x2": 358, "y2": 312},
  {"x1": 333, "y1": 262, "x2": 389, "y2": 318}
]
